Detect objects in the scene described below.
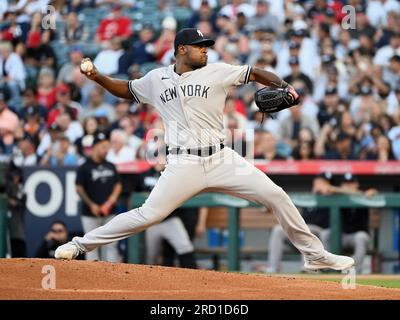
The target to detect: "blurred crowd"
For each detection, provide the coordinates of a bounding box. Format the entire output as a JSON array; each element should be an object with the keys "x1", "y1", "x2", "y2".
[{"x1": 0, "y1": 0, "x2": 400, "y2": 170}]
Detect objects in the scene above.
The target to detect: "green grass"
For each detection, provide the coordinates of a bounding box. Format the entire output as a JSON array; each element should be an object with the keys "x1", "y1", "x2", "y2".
[{"x1": 322, "y1": 278, "x2": 400, "y2": 289}]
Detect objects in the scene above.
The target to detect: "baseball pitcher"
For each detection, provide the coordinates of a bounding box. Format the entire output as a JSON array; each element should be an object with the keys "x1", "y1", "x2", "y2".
[{"x1": 56, "y1": 28, "x2": 354, "y2": 271}]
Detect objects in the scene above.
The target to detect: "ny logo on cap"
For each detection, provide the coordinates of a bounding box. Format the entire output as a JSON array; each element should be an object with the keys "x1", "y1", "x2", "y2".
[{"x1": 197, "y1": 30, "x2": 204, "y2": 37}]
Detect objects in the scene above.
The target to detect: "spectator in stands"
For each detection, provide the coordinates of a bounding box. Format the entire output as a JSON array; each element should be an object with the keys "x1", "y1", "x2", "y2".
[
  {"x1": 349, "y1": 56, "x2": 390, "y2": 105},
  {"x1": 223, "y1": 96, "x2": 247, "y2": 131},
  {"x1": 325, "y1": 132, "x2": 357, "y2": 160},
  {"x1": 137, "y1": 103, "x2": 159, "y2": 133},
  {"x1": 57, "y1": 44, "x2": 84, "y2": 85},
  {"x1": 127, "y1": 63, "x2": 143, "y2": 81},
  {"x1": 6, "y1": 163, "x2": 27, "y2": 257},
  {"x1": 379, "y1": 55, "x2": 400, "y2": 93},
  {"x1": 292, "y1": 128, "x2": 316, "y2": 160},
  {"x1": 254, "y1": 130, "x2": 285, "y2": 160},
  {"x1": 81, "y1": 85, "x2": 115, "y2": 122},
  {"x1": 36, "y1": 68, "x2": 57, "y2": 110},
  {"x1": 219, "y1": 0, "x2": 256, "y2": 20},
  {"x1": 245, "y1": 0, "x2": 279, "y2": 33},
  {"x1": 352, "y1": 31, "x2": 376, "y2": 59},
  {"x1": 70, "y1": 65, "x2": 93, "y2": 106},
  {"x1": 153, "y1": 17, "x2": 177, "y2": 64},
  {"x1": 267, "y1": 172, "x2": 332, "y2": 273},
  {"x1": 374, "y1": 31, "x2": 400, "y2": 66},
  {"x1": 110, "y1": 100, "x2": 130, "y2": 130},
  {"x1": 277, "y1": 29, "x2": 320, "y2": 81},
  {"x1": 188, "y1": 0, "x2": 218, "y2": 33},
  {"x1": 75, "y1": 116, "x2": 98, "y2": 158},
  {"x1": 349, "y1": 76, "x2": 383, "y2": 127},
  {"x1": 315, "y1": 61, "x2": 348, "y2": 102},
  {"x1": 283, "y1": 56, "x2": 313, "y2": 95},
  {"x1": 317, "y1": 86, "x2": 342, "y2": 127},
  {"x1": 40, "y1": 135, "x2": 79, "y2": 166},
  {"x1": 95, "y1": 4, "x2": 132, "y2": 45},
  {"x1": 367, "y1": 0, "x2": 400, "y2": 29},
  {"x1": 374, "y1": 11, "x2": 400, "y2": 48},
  {"x1": 59, "y1": 11, "x2": 89, "y2": 44},
  {"x1": 320, "y1": 173, "x2": 377, "y2": 273},
  {"x1": 56, "y1": 110, "x2": 84, "y2": 144},
  {"x1": 388, "y1": 121, "x2": 400, "y2": 159},
  {"x1": 47, "y1": 83, "x2": 82, "y2": 126},
  {"x1": 12, "y1": 137, "x2": 38, "y2": 166},
  {"x1": 349, "y1": 5, "x2": 376, "y2": 40},
  {"x1": 359, "y1": 124, "x2": 396, "y2": 161},
  {"x1": 118, "y1": 39, "x2": 136, "y2": 76},
  {"x1": 292, "y1": 141, "x2": 315, "y2": 161},
  {"x1": 0, "y1": 9, "x2": 29, "y2": 43},
  {"x1": 35, "y1": 221, "x2": 70, "y2": 259},
  {"x1": 335, "y1": 29, "x2": 358, "y2": 61},
  {"x1": 94, "y1": 109, "x2": 111, "y2": 132},
  {"x1": 0, "y1": 89, "x2": 19, "y2": 155},
  {"x1": 238, "y1": 9, "x2": 255, "y2": 32},
  {"x1": 37, "y1": 122, "x2": 62, "y2": 159},
  {"x1": 214, "y1": 15, "x2": 250, "y2": 64},
  {"x1": 118, "y1": 113, "x2": 143, "y2": 152},
  {"x1": 93, "y1": 37, "x2": 123, "y2": 76},
  {"x1": 22, "y1": 106, "x2": 43, "y2": 147},
  {"x1": 129, "y1": 25, "x2": 157, "y2": 66},
  {"x1": 236, "y1": 9, "x2": 248, "y2": 32},
  {"x1": 106, "y1": 129, "x2": 137, "y2": 164},
  {"x1": 279, "y1": 94, "x2": 320, "y2": 153},
  {"x1": 25, "y1": 11, "x2": 42, "y2": 46},
  {"x1": 75, "y1": 131, "x2": 122, "y2": 262},
  {"x1": 0, "y1": 41, "x2": 26, "y2": 108},
  {"x1": 20, "y1": 87, "x2": 47, "y2": 123},
  {"x1": 126, "y1": 103, "x2": 146, "y2": 138},
  {"x1": 25, "y1": 22, "x2": 57, "y2": 72}
]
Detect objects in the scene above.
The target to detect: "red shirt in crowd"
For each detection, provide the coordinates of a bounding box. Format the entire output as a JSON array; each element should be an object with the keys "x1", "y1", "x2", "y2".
[
  {"x1": 36, "y1": 88, "x2": 58, "y2": 110},
  {"x1": 96, "y1": 16, "x2": 132, "y2": 41}
]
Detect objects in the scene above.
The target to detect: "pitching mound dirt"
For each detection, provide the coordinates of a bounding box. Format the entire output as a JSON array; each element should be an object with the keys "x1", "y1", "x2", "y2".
[{"x1": 1, "y1": 258, "x2": 399, "y2": 300}]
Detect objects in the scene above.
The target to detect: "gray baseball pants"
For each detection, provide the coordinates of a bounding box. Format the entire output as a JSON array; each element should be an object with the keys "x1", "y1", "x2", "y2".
[{"x1": 72, "y1": 147, "x2": 325, "y2": 261}]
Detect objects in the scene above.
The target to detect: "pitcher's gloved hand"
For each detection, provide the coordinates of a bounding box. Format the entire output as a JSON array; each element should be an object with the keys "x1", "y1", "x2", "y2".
[{"x1": 254, "y1": 86, "x2": 300, "y2": 114}]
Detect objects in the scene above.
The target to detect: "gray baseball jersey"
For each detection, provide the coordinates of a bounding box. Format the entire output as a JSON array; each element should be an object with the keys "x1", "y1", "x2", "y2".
[{"x1": 128, "y1": 63, "x2": 251, "y2": 148}]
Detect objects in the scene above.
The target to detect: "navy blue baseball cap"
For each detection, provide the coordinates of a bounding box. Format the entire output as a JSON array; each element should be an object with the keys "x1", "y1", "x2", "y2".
[{"x1": 174, "y1": 28, "x2": 215, "y2": 56}]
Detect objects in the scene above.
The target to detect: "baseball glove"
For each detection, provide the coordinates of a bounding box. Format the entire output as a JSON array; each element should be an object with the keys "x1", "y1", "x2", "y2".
[{"x1": 254, "y1": 87, "x2": 300, "y2": 115}]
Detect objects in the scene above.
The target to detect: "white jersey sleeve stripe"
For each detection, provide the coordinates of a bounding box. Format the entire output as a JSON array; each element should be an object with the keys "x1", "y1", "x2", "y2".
[
  {"x1": 128, "y1": 80, "x2": 141, "y2": 103},
  {"x1": 244, "y1": 66, "x2": 252, "y2": 84}
]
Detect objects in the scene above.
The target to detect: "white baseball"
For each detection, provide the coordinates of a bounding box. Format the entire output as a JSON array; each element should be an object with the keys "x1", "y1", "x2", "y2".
[{"x1": 81, "y1": 60, "x2": 93, "y2": 73}]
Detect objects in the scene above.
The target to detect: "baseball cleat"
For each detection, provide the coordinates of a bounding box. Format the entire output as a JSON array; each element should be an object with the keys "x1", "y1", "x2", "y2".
[
  {"x1": 304, "y1": 250, "x2": 355, "y2": 271},
  {"x1": 54, "y1": 241, "x2": 80, "y2": 260}
]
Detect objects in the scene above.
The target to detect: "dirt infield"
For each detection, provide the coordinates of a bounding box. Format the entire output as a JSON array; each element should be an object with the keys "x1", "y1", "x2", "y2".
[{"x1": 1, "y1": 258, "x2": 400, "y2": 300}]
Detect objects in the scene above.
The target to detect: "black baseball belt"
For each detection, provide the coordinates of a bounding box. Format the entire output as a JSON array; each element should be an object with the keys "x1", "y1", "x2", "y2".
[{"x1": 166, "y1": 143, "x2": 224, "y2": 157}]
